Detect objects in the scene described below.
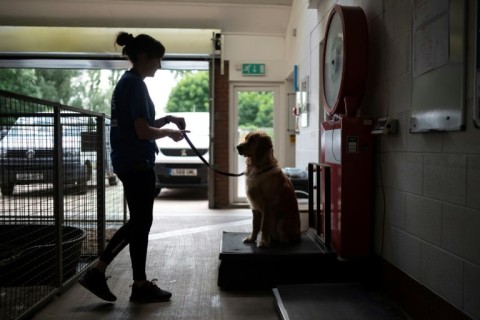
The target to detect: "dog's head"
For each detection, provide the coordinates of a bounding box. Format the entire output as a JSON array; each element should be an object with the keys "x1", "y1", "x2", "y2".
[{"x1": 236, "y1": 131, "x2": 273, "y2": 158}]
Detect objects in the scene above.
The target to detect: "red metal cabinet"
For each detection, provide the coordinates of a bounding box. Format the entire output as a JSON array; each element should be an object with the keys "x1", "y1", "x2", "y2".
[{"x1": 321, "y1": 116, "x2": 374, "y2": 258}]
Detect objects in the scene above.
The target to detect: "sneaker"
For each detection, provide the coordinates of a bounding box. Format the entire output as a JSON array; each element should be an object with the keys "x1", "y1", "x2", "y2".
[
  {"x1": 130, "y1": 279, "x2": 172, "y2": 303},
  {"x1": 78, "y1": 268, "x2": 117, "y2": 302}
]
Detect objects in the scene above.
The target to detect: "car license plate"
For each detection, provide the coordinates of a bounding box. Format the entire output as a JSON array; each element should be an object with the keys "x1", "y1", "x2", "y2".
[
  {"x1": 170, "y1": 169, "x2": 197, "y2": 176},
  {"x1": 16, "y1": 173, "x2": 43, "y2": 180}
]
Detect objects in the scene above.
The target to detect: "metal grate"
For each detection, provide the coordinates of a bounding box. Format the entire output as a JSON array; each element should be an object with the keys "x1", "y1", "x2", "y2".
[{"x1": 0, "y1": 90, "x2": 125, "y2": 320}]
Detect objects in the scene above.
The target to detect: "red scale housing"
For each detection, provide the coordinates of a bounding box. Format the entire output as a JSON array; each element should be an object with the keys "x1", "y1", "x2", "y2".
[
  {"x1": 321, "y1": 117, "x2": 373, "y2": 258},
  {"x1": 319, "y1": 5, "x2": 373, "y2": 258}
]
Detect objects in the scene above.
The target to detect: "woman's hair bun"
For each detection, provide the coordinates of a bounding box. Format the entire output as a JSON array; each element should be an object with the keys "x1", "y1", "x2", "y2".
[
  {"x1": 116, "y1": 32, "x2": 134, "y2": 47},
  {"x1": 115, "y1": 32, "x2": 165, "y2": 62}
]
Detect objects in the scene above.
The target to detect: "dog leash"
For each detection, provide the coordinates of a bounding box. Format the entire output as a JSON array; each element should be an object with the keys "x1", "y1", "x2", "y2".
[{"x1": 181, "y1": 132, "x2": 245, "y2": 177}]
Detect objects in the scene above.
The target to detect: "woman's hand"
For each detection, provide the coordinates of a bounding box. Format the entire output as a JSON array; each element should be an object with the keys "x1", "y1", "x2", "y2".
[
  {"x1": 135, "y1": 118, "x2": 188, "y2": 141},
  {"x1": 167, "y1": 129, "x2": 189, "y2": 142},
  {"x1": 168, "y1": 115, "x2": 186, "y2": 130}
]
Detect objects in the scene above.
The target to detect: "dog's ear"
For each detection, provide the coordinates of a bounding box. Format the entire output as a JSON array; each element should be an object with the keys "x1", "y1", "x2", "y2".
[
  {"x1": 253, "y1": 134, "x2": 272, "y2": 159},
  {"x1": 258, "y1": 134, "x2": 272, "y2": 149},
  {"x1": 244, "y1": 131, "x2": 254, "y2": 143}
]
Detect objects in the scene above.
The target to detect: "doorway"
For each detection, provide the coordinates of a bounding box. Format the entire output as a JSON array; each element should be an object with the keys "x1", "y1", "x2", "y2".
[{"x1": 230, "y1": 84, "x2": 282, "y2": 203}]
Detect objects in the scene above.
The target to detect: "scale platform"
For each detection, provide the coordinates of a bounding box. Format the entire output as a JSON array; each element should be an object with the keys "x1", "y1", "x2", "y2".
[
  {"x1": 273, "y1": 283, "x2": 401, "y2": 320},
  {"x1": 218, "y1": 231, "x2": 338, "y2": 290}
]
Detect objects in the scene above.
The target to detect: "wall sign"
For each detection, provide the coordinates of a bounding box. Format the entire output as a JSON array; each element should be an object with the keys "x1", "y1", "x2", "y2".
[{"x1": 242, "y1": 63, "x2": 266, "y2": 76}]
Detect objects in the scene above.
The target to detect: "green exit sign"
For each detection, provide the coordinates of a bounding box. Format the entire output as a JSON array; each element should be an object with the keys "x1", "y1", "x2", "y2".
[{"x1": 242, "y1": 63, "x2": 266, "y2": 76}]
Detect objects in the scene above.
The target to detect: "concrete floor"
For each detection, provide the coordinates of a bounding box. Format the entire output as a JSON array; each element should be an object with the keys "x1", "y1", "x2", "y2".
[{"x1": 31, "y1": 188, "x2": 279, "y2": 320}]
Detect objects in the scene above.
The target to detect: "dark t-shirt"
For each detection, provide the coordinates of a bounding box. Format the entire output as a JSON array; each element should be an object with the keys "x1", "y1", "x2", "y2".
[{"x1": 110, "y1": 69, "x2": 158, "y2": 175}]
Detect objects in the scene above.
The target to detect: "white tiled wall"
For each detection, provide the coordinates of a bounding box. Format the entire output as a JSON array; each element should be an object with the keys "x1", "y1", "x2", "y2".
[
  {"x1": 423, "y1": 154, "x2": 467, "y2": 205},
  {"x1": 442, "y1": 204, "x2": 480, "y2": 266},
  {"x1": 464, "y1": 262, "x2": 480, "y2": 318},
  {"x1": 406, "y1": 194, "x2": 442, "y2": 245},
  {"x1": 287, "y1": 0, "x2": 480, "y2": 318},
  {"x1": 467, "y1": 156, "x2": 480, "y2": 209},
  {"x1": 421, "y1": 243, "x2": 464, "y2": 308}
]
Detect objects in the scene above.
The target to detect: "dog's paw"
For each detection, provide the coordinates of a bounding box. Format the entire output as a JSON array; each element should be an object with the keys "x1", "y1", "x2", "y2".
[
  {"x1": 243, "y1": 235, "x2": 256, "y2": 243},
  {"x1": 257, "y1": 239, "x2": 270, "y2": 247}
]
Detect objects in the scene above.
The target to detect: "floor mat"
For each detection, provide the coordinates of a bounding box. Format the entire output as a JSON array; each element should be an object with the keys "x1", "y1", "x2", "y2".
[
  {"x1": 273, "y1": 283, "x2": 404, "y2": 320},
  {"x1": 219, "y1": 231, "x2": 329, "y2": 259}
]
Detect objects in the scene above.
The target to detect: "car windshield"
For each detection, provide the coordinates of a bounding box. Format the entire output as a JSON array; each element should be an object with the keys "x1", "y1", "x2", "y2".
[
  {"x1": 8, "y1": 117, "x2": 85, "y2": 138},
  {"x1": 9, "y1": 124, "x2": 53, "y2": 138}
]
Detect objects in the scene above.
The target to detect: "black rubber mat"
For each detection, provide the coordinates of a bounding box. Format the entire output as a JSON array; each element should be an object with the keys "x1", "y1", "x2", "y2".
[
  {"x1": 273, "y1": 283, "x2": 398, "y2": 320},
  {"x1": 219, "y1": 231, "x2": 331, "y2": 261}
]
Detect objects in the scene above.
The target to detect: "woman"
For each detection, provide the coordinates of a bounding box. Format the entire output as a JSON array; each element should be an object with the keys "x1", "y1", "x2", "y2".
[{"x1": 79, "y1": 32, "x2": 186, "y2": 303}]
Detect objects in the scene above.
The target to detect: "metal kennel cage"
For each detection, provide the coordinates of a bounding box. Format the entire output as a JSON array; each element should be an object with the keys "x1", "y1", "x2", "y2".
[{"x1": 0, "y1": 90, "x2": 126, "y2": 320}]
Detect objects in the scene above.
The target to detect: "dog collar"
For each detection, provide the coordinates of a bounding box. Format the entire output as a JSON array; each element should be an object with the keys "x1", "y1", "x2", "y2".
[{"x1": 257, "y1": 165, "x2": 276, "y2": 175}]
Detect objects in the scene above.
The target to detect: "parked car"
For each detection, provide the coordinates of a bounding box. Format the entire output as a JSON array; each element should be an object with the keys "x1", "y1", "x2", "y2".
[
  {"x1": 154, "y1": 112, "x2": 210, "y2": 196},
  {"x1": 0, "y1": 114, "x2": 115, "y2": 196},
  {"x1": 0, "y1": 127, "x2": 8, "y2": 140}
]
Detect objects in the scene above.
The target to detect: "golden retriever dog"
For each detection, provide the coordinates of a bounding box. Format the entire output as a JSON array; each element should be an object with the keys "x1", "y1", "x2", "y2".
[{"x1": 236, "y1": 131, "x2": 301, "y2": 247}]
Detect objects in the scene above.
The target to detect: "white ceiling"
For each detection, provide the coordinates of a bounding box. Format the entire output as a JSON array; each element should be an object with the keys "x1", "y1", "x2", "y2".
[{"x1": 0, "y1": 0, "x2": 294, "y2": 36}]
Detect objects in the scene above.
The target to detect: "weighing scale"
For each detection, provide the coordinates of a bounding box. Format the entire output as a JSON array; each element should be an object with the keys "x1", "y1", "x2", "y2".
[{"x1": 218, "y1": 5, "x2": 374, "y2": 291}]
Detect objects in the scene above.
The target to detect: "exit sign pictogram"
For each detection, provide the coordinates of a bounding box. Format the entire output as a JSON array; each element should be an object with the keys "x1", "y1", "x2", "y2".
[{"x1": 242, "y1": 63, "x2": 266, "y2": 76}]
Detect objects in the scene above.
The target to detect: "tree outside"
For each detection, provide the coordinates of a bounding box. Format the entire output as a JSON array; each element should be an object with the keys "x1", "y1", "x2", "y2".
[
  {"x1": 0, "y1": 69, "x2": 121, "y2": 116},
  {"x1": 236, "y1": 91, "x2": 273, "y2": 129},
  {"x1": 0, "y1": 68, "x2": 274, "y2": 131},
  {"x1": 165, "y1": 71, "x2": 273, "y2": 130},
  {"x1": 165, "y1": 71, "x2": 209, "y2": 113}
]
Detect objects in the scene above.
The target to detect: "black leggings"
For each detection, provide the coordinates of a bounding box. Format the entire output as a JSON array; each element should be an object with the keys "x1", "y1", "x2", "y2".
[{"x1": 99, "y1": 168, "x2": 155, "y2": 281}]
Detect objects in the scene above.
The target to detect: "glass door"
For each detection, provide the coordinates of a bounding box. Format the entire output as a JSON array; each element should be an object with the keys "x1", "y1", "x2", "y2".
[{"x1": 231, "y1": 85, "x2": 279, "y2": 203}]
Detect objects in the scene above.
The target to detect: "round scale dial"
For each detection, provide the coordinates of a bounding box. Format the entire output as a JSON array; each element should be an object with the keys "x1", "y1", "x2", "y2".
[{"x1": 321, "y1": 5, "x2": 369, "y2": 117}]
